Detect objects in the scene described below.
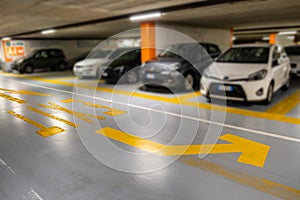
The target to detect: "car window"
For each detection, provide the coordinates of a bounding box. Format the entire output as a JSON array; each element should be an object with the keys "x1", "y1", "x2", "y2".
[
  {"x1": 49, "y1": 50, "x2": 59, "y2": 58},
  {"x1": 272, "y1": 46, "x2": 281, "y2": 61},
  {"x1": 217, "y1": 47, "x2": 270, "y2": 63},
  {"x1": 88, "y1": 50, "x2": 112, "y2": 59},
  {"x1": 108, "y1": 48, "x2": 135, "y2": 60},
  {"x1": 284, "y1": 46, "x2": 300, "y2": 56},
  {"x1": 35, "y1": 51, "x2": 48, "y2": 59},
  {"x1": 207, "y1": 45, "x2": 220, "y2": 54}
]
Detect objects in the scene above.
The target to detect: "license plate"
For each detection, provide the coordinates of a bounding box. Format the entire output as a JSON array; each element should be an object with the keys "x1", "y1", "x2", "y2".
[
  {"x1": 146, "y1": 74, "x2": 155, "y2": 79},
  {"x1": 218, "y1": 85, "x2": 233, "y2": 92}
]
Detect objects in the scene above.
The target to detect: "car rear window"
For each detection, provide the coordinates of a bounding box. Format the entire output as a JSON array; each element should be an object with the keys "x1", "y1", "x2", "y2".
[
  {"x1": 88, "y1": 50, "x2": 112, "y2": 58},
  {"x1": 217, "y1": 47, "x2": 270, "y2": 64}
]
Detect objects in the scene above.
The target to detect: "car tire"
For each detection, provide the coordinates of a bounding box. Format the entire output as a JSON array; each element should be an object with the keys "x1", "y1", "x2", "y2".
[
  {"x1": 263, "y1": 83, "x2": 273, "y2": 105},
  {"x1": 281, "y1": 75, "x2": 290, "y2": 91},
  {"x1": 183, "y1": 73, "x2": 195, "y2": 91},
  {"x1": 58, "y1": 63, "x2": 66, "y2": 71},
  {"x1": 126, "y1": 70, "x2": 138, "y2": 84},
  {"x1": 24, "y1": 65, "x2": 34, "y2": 74}
]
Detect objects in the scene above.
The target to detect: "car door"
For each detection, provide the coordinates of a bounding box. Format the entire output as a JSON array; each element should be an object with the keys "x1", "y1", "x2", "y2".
[
  {"x1": 33, "y1": 50, "x2": 51, "y2": 69},
  {"x1": 271, "y1": 46, "x2": 286, "y2": 91}
]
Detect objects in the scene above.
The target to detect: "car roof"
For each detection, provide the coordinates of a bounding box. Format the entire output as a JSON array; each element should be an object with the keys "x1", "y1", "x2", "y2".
[{"x1": 233, "y1": 43, "x2": 272, "y2": 48}]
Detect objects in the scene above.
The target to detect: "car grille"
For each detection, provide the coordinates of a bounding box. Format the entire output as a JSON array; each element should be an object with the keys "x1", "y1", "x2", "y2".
[{"x1": 209, "y1": 83, "x2": 246, "y2": 99}]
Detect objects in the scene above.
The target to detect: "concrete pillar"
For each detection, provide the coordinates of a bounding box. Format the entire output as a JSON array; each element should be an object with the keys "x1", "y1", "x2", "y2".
[
  {"x1": 269, "y1": 33, "x2": 276, "y2": 44},
  {"x1": 140, "y1": 22, "x2": 156, "y2": 63}
]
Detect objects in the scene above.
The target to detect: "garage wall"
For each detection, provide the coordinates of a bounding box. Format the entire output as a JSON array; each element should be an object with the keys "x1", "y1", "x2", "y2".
[{"x1": 156, "y1": 23, "x2": 231, "y2": 52}]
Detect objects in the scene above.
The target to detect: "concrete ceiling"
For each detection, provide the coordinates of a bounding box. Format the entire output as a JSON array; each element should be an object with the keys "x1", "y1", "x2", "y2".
[{"x1": 1, "y1": 0, "x2": 300, "y2": 39}]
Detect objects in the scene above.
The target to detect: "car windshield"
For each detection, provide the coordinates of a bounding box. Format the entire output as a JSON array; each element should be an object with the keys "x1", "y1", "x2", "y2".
[
  {"x1": 88, "y1": 50, "x2": 112, "y2": 59},
  {"x1": 108, "y1": 48, "x2": 134, "y2": 60},
  {"x1": 217, "y1": 47, "x2": 270, "y2": 63},
  {"x1": 158, "y1": 44, "x2": 199, "y2": 59},
  {"x1": 284, "y1": 46, "x2": 300, "y2": 56}
]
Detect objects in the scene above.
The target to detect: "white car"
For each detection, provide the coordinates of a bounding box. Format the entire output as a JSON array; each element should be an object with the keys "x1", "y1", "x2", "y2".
[
  {"x1": 201, "y1": 44, "x2": 291, "y2": 104},
  {"x1": 73, "y1": 47, "x2": 137, "y2": 78},
  {"x1": 284, "y1": 45, "x2": 300, "y2": 76}
]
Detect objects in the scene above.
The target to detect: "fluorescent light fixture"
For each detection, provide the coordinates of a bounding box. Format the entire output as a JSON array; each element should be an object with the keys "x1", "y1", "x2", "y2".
[
  {"x1": 130, "y1": 12, "x2": 162, "y2": 21},
  {"x1": 262, "y1": 37, "x2": 270, "y2": 41},
  {"x1": 2, "y1": 37, "x2": 11, "y2": 41},
  {"x1": 41, "y1": 29, "x2": 56, "y2": 35},
  {"x1": 278, "y1": 31, "x2": 297, "y2": 35},
  {"x1": 232, "y1": 36, "x2": 236, "y2": 41}
]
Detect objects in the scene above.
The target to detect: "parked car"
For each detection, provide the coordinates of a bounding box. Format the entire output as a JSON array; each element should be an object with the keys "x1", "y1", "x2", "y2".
[
  {"x1": 11, "y1": 48, "x2": 67, "y2": 73},
  {"x1": 284, "y1": 45, "x2": 300, "y2": 76},
  {"x1": 200, "y1": 44, "x2": 291, "y2": 104},
  {"x1": 73, "y1": 47, "x2": 139, "y2": 79},
  {"x1": 102, "y1": 48, "x2": 141, "y2": 83},
  {"x1": 140, "y1": 43, "x2": 221, "y2": 91}
]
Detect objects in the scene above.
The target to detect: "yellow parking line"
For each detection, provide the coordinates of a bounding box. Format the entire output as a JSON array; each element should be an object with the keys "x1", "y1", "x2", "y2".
[
  {"x1": 266, "y1": 91, "x2": 300, "y2": 115},
  {"x1": 0, "y1": 93, "x2": 27, "y2": 104},
  {"x1": 177, "y1": 91, "x2": 201, "y2": 100},
  {"x1": 4, "y1": 73, "x2": 300, "y2": 125}
]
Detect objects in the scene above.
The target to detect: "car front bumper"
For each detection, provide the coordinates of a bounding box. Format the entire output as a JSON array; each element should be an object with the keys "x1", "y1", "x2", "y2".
[
  {"x1": 140, "y1": 71, "x2": 185, "y2": 88},
  {"x1": 73, "y1": 67, "x2": 98, "y2": 77},
  {"x1": 200, "y1": 76, "x2": 269, "y2": 102}
]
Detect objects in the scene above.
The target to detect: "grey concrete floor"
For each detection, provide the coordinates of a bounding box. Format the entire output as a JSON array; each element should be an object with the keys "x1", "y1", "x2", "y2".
[{"x1": 0, "y1": 71, "x2": 300, "y2": 200}]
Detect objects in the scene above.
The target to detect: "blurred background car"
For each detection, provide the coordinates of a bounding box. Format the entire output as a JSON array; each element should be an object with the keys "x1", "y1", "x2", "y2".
[
  {"x1": 284, "y1": 45, "x2": 300, "y2": 77},
  {"x1": 11, "y1": 48, "x2": 67, "y2": 73},
  {"x1": 140, "y1": 42, "x2": 221, "y2": 91},
  {"x1": 201, "y1": 44, "x2": 291, "y2": 104},
  {"x1": 102, "y1": 48, "x2": 141, "y2": 83}
]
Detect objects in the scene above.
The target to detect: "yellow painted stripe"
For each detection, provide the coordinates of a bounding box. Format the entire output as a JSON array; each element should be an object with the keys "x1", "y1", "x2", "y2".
[
  {"x1": 181, "y1": 158, "x2": 300, "y2": 200},
  {"x1": 0, "y1": 88, "x2": 52, "y2": 96},
  {"x1": 96, "y1": 127, "x2": 270, "y2": 167},
  {"x1": 7, "y1": 110, "x2": 64, "y2": 137},
  {"x1": 27, "y1": 106, "x2": 78, "y2": 128},
  {"x1": 266, "y1": 91, "x2": 300, "y2": 114},
  {"x1": 0, "y1": 92, "x2": 27, "y2": 104},
  {"x1": 5, "y1": 73, "x2": 300, "y2": 125},
  {"x1": 177, "y1": 91, "x2": 201, "y2": 100}
]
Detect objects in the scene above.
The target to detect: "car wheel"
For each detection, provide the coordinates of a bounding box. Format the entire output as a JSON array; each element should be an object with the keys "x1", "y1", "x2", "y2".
[
  {"x1": 126, "y1": 70, "x2": 138, "y2": 84},
  {"x1": 263, "y1": 84, "x2": 273, "y2": 105},
  {"x1": 281, "y1": 75, "x2": 290, "y2": 91},
  {"x1": 183, "y1": 73, "x2": 195, "y2": 91},
  {"x1": 24, "y1": 65, "x2": 34, "y2": 74},
  {"x1": 58, "y1": 63, "x2": 66, "y2": 71}
]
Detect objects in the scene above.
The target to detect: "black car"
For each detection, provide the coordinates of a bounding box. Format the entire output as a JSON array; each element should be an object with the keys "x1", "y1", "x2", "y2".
[
  {"x1": 102, "y1": 48, "x2": 141, "y2": 83},
  {"x1": 11, "y1": 48, "x2": 67, "y2": 73},
  {"x1": 140, "y1": 42, "x2": 221, "y2": 91}
]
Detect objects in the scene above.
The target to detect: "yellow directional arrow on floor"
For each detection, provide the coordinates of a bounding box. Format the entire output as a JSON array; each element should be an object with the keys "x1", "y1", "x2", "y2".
[
  {"x1": 96, "y1": 127, "x2": 270, "y2": 168},
  {"x1": 8, "y1": 110, "x2": 64, "y2": 137}
]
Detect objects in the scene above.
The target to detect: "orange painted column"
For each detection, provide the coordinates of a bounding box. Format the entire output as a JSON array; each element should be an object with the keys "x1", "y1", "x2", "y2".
[
  {"x1": 140, "y1": 22, "x2": 156, "y2": 63},
  {"x1": 269, "y1": 33, "x2": 276, "y2": 44}
]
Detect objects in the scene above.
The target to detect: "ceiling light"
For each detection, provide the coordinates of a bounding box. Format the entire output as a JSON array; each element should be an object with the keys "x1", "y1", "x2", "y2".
[
  {"x1": 232, "y1": 36, "x2": 236, "y2": 41},
  {"x1": 262, "y1": 37, "x2": 269, "y2": 41},
  {"x1": 2, "y1": 37, "x2": 11, "y2": 41},
  {"x1": 41, "y1": 29, "x2": 56, "y2": 35},
  {"x1": 278, "y1": 31, "x2": 297, "y2": 35},
  {"x1": 130, "y1": 12, "x2": 162, "y2": 21}
]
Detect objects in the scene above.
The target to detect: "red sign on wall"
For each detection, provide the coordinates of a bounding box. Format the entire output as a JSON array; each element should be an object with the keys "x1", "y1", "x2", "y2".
[{"x1": 2, "y1": 40, "x2": 25, "y2": 62}]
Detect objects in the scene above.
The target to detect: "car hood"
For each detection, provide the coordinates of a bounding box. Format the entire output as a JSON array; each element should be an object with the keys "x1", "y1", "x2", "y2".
[
  {"x1": 207, "y1": 62, "x2": 268, "y2": 80},
  {"x1": 74, "y1": 58, "x2": 109, "y2": 67}
]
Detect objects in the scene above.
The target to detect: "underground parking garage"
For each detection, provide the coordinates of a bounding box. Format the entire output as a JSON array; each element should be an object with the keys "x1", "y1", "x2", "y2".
[{"x1": 1, "y1": 0, "x2": 300, "y2": 199}]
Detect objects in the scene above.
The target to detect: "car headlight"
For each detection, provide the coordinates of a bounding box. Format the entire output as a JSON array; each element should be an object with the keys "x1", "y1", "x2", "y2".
[
  {"x1": 169, "y1": 63, "x2": 181, "y2": 70},
  {"x1": 113, "y1": 65, "x2": 125, "y2": 72},
  {"x1": 248, "y1": 69, "x2": 268, "y2": 81},
  {"x1": 203, "y1": 68, "x2": 212, "y2": 78}
]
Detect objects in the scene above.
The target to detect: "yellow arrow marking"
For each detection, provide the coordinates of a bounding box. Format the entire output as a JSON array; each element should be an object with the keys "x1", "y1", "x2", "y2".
[
  {"x1": 7, "y1": 110, "x2": 64, "y2": 137},
  {"x1": 61, "y1": 98, "x2": 126, "y2": 117},
  {"x1": 0, "y1": 88, "x2": 52, "y2": 96},
  {"x1": 96, "y1": 127, "x2": 270, "y2": 168},
  {"x1": 40, "y1": 102, "x2": 105, "y2": 123},
  {"x1": 0, "y1": 93, "x2": 27, "y2": 104},
  {"x1": 27, "y1": 106, "x2": 78, "y2": 128}
]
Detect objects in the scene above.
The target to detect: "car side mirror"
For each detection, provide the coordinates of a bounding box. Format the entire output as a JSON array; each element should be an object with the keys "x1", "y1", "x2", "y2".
[{"x1": 272, "y1": 60, "x2": 279, "y2": 67}]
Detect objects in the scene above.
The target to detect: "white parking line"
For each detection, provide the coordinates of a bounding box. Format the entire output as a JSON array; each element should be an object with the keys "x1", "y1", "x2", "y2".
[
  {"x1": 0, "y1": 158, "x2": 16, "y2": 175},
  {"x1": 23, "y1": 189, "x2": 44, "y2": 200},
  {"x1": 14, "y1": 79, "x2": 300, "y2": 144}
]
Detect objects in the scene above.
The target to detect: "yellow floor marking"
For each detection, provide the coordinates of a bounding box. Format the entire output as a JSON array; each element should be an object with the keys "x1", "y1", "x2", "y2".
[
  {"x1": 0, "y1": 92, "x2": 27, "y2": 104},
  {"x1": 27, "y1": 106, "x2": 78, "y2": 128},
  {"x1": 181, "y1": 158, "x2": 300, "y2": 200},
  {"x1": 96, "y1": 127, "x2": 270, "y2": 167},
  {"x1": 61, "y1": 98, "x2": 127, "y2": 116},
  {"x1": 266, "y1": 91, "x2": 300, "y2": 115},
  {"x1": 7, "y1": 110, "x2": 64, "y2": 137},
  {"x1": 51, "y1": 77, "x2": 76, "y2": 81},
  {"x1": 4, "y1": 73, "x2": 300, "y2": 125},
  {"x1": 0, "y1": 88, "x2": 52, "y2": 96},
  {"x1": 177, "y1": 91, "x2": 201, "y2": 100},
  {"x1": 40, "y1": 102, "x2": 105, "y2": 123}
]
